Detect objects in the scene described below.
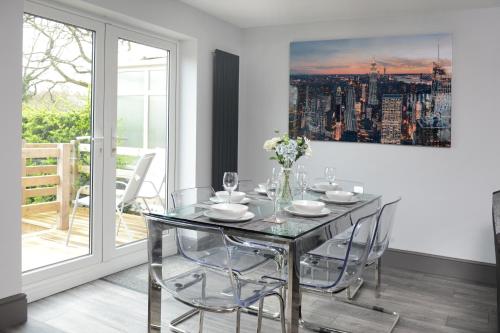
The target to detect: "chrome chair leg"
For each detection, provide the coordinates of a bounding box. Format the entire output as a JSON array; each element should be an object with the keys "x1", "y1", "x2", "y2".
[
  {"x1": 198, "y1": 310, "x2": 204, "y2": 333},
  {"x1": 276, "y1": 292, "x2": 286, "y2": 333},
  {"x1": 236, "y1": 308, "x2": 241, "y2": 333},
  {"x1": 169, "y1": 308, "x2": 201, "y2": 333},
  {"x1": 346, "y1": 277, "x2": 364, "y2": 300},
  {"x1": 375, "y1": 257, "x2": 382, "y2": 297},
  {"x1": 298, "y1": 288, "x2": 400, "y2": 333},
  {"x1": 256, "y1": 292, "x2": 286, "y2": 333},
  {"x1": 256, "y1": 298, "x2": 264, "y2": 333}
]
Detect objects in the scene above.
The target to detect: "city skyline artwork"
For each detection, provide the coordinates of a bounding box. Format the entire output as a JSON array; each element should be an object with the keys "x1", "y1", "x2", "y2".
[{"x1": 289, "y1": 34, "x2": 452, "y2": 147}]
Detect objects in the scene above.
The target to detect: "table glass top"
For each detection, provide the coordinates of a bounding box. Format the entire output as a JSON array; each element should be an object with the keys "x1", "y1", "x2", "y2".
[{"x1": 145, "y1": 191, "x2": 381, "y2": 241}]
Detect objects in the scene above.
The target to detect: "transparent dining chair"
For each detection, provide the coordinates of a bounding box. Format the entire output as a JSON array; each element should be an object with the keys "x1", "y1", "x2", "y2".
[
  {"x1": 298, "y1": 211, "x2": 399, "y2": 333},
  {"x1": 171, "y1": 187, "x2": 283, "y2": 275},
  {"x1": 309, "y1": 197, "x2": 401, "y2": 300},
  {"x1": 149, "y1": 223, "x2": 286, "y2": 333},
  {"x1": 260, "y1": 211, "x2": 393, "y2": 332}
]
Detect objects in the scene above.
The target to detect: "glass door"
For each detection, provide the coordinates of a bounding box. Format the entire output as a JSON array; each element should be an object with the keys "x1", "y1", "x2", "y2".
[
  {"x1": 22, "y1": 2, "x2": 104, "y2": 280},
  {"x1": 103, "y1": 26, "x2": 176, "y2": 259}
]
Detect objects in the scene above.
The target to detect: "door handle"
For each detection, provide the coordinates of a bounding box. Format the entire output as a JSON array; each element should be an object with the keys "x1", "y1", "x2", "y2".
[{"x1": 111, "y1": 128, "x2": 117, "y2": 156}]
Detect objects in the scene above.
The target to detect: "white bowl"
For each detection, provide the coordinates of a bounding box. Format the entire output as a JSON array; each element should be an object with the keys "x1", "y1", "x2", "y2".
[
  {"x1": 210, "y1": 203, "x2": 248, "y2": 219},
  {"x1": 325, "y1": 190, "x2": 355, "y2": 201},
  {"x1": 291, "y1": 200, "x2": 325, "y2": 214},
  {"x1": 314, "y1": 182, "x2": 341, "y2": 192},
  {"x1": 215, "y1": 191, "x2": 246, "y2": 203}
]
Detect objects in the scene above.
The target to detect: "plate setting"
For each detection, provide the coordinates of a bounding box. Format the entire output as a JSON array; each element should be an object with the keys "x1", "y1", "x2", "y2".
[
  {"x1": 203, "y1": 210, "x2": 255, "y2": 222},
  {"x1": 209, "y1": 197, "x2": 251, "y2": 204},
  {"x1": 319, "y1": 195, "x2": 361, "y2": 205},
  {"x1": 253, "y1": 187, "x2": 268, "y2": 195},
  {"x1": 308, "y1": 183, "x2": 342, "y2": 193},
  {"x1": 284, "y1": 206, "x2": 331, "y2": 217}
]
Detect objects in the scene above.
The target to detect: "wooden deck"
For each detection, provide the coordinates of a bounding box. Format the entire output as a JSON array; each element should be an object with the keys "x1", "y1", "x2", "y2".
[{"x1": 22, "y1": 207, "x2": 147, "y2": 272}]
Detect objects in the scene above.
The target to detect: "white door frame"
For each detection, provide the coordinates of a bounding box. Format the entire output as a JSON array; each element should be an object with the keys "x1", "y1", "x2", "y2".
[
  {"x1": 22, "y1": 1, "x2": 105, "y2": 285},
  {"x1": 22, "y1": 1, "x2": 178, "y2": 301},
  {"x1": 102, "y1": 25, "x2": 177, "y2": 261}
]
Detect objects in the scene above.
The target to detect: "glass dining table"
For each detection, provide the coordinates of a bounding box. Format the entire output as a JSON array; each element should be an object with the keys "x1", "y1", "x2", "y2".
[{"x1": 145, "y1": 191, "x2": 381, "y2": 333}]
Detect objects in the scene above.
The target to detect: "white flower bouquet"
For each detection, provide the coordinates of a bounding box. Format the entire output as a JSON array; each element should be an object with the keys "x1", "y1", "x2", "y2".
[{"x1": 263, "y1": 132, "x2": 311, "y2": 168}]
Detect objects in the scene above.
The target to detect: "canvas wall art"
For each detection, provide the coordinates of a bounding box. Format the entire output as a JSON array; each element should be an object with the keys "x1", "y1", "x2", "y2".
[{"x1": 289, "y1": 34, "x2": 452, "y2": 147}]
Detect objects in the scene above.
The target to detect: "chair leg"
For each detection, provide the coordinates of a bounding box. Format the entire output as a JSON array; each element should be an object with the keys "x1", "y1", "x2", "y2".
[
  {"x1": 116, "y1": 204, "x2": 133, "y2": 239},
  {"x1": 198, "y1": 310, "x2": 204, "y2": 333},
  {"x1": 142, "y1": 197, "x2": 152, "y2": 213},
  {"x1": 375, "y1": 257, "x2": 382, "y2": 297},
  {"x1": 65, "y1": 201, "x2": 79, "y2": 246},
  {"x1": 256, "y1": 292, "x2": 285, "y2": 333},
  {"x1": 346, "y1": 277, "x2": 364, "y2": 300},
  {"x1": 256, "y1": 298, "x2": 264, "y2": 333},
  {"x1": 276, "y1": 293, "x2": 286, "y2": 333},
  {"x1": 169, "y1": 308, "x2": 200, "y2": 333},
  {"x1": 236, "y1": 308, "x2": 241, "y2": 333}
]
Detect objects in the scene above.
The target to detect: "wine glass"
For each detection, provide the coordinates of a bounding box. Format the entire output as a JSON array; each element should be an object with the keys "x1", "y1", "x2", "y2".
[
  {"x1": 296, "y1": 164, "x2": 306, "y2": 173},
  {"x1": 324, "y1": 167, "x2": 336, "y2": 185},
  {"x1": 223, "y1": 172, "x2": 238, "y2": 203},
  {"x1": 266, "y1": 178, "x2": 281, "y2": 223},
  {"x1": 295, "y1": 172, "x2": 308, "y2": 200}
]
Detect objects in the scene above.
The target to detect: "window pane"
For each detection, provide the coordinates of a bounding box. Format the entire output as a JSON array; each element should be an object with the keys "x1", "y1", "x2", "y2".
[
  {"x1": 118, "y1": 71, "x2": 145, "y2": 94},
  {"x1": 115, "y1": 38, "x2": 168, "y2": 247},
  {"x1": 149, "y1": 70, "x2": 167, "y2": 91},
  {"x1": 149, "y1": 95, "x2": 167, "y2": 148},
  {"x1": 22, "y1": 14, "x2": 94, "y2": 271},
  {"x1": 117, "y1": 96, "x2": 144, "y2": 148}
]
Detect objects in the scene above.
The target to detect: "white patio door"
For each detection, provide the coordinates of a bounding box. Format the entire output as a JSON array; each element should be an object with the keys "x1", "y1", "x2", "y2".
[
  {"x1": 103, "y1": 26, "x2": 176, "y2": 260},
  {"x1": 22, "y1": 2, "x2": 105, "y2": 285}
]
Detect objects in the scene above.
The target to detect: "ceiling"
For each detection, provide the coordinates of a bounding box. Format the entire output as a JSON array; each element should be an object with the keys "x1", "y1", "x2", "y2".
[{"x1": 179, "y1": 0, "x2": 500, "y2": 28}]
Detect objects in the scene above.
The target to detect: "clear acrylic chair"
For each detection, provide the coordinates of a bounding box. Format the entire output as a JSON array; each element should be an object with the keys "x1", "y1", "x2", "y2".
[
  {"x1": 309, "y1": 197, "x2": 401, "y2": 299},
  {"x1": 261, "y1": 212, "x2": 392, "y2": 332},
  {"x1": 171, "y1": 187, "x2": 284, "y2": 275},
  {"x1": 299, "y1": 211, "x2": 399, "y2": 333},
  {"x1": 149, "y1": 223, "x2": 286, "y2": 333}
]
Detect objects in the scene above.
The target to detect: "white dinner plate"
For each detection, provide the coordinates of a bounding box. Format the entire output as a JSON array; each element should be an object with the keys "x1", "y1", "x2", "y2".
[
  {"x1": 209, "y1": 197, "x2": 251, "y2": 204},
  {"x1": 284, "y1": 206, "x2": 331, "y2": 217},
  {"x1": 308, "y1": 184, "x2": 341, "y2": 193},
  {"x1": 319, "y1": 195, "x2": 361, "y2": 205},
  {"x1": 203, "y1": 210, "x2": 255, "y2": 222},
  {"x1": 254, "y1": 187, "x2": 268, "y2": 195}
]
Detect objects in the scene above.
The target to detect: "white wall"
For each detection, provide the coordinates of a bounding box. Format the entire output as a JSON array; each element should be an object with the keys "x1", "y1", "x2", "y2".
[
  {"x1": 78, "y1": 0, "x2": 243, "y2": 187},
  {"x1": 0, "y1": 0, "x2": 23, "y2": 299},
  {"x1": 240, "y1": 7, "x2": 500, "y2": 264}
]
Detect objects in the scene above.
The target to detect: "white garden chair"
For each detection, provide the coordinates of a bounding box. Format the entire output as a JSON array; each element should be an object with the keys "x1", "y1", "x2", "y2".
[
  {"x1": 137, "y1": 148, "x2": 166, "y2": 213},
  {"x1": 66, "y1": 152, "x2": 155, "y2": 245}
]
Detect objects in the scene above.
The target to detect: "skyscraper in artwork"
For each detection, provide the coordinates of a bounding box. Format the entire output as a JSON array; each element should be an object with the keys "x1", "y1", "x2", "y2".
[
  {"x1": 368, "y1": 60, "x2": 379, "y2": 105},
  {"x1": 381, "y1": 94, "x2": 403, "y2": 144},
  {"x1": 345, "y1": 86, "x2": 357, "y2": 132}
]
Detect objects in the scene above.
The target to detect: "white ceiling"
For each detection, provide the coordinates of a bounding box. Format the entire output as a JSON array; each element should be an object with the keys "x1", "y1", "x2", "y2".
[{"x1": 179, "y1": 0, "x2": 500, "y2": 28}]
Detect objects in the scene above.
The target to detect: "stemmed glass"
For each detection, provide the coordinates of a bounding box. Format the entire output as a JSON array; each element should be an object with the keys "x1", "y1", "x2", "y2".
[
  {"x1": 223, "y1": 172, "x2": 238, "y2": 203},
  {"x1": 266, "y1": 178, "x2": 282, "y2": 223},
  {"x1": 296, "y1": 164, "x2": 306, "y2": 173},
  {"x1": 296, "y1": 172, "x2": 308, "y2": 200},
  {"x1": 324, "y1": 167, "x2": 336, "y2": 185}
]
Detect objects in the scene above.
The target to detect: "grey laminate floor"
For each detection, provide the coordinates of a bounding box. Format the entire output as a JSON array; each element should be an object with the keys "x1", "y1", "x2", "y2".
[{"x1": 4, "y1": 260, "x2": 497, "y2": 333}]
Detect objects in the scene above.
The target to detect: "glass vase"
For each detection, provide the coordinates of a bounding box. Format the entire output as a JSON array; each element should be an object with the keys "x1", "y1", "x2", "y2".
[{"x1": 278, "y1": 167, "x2": 294, "y2": 206}]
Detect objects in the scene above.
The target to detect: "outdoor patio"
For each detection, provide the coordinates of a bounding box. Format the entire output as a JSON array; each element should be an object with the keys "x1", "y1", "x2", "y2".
[
  {"x1": 22, "y1": 207, "x2": 147, "y2": 272},
  {"x1": 20, "y1": 141, "x2": 163, "y2": 272}
]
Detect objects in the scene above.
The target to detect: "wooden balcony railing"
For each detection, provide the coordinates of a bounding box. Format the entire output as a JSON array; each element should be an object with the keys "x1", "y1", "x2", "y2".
[
  {"x1": 21, "y1": 141, "x2": 144, "y2": 231},
  {"x1": 21, "y1": 141, "x2": 75, "y2": 230}
]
